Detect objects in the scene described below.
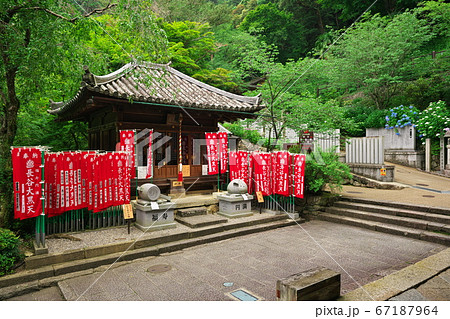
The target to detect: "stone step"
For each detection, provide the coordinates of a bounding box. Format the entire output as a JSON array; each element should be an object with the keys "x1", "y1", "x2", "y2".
[
  {"x1": 333, "y1": 201, "x2": 450, "y2": 225},
  {"x1": 341, "y1": 197, "x2": 450, "y2": 216},
  {"x1": 317, "y1": 213, "x2": 450, "y2": 246},
  {"x1": 176, "y1": 206, "x2": 207, "y2": 217},
  {"x1": 326, "y1": 206, "x2": 450, "y2": 233},
  {"x1": 175, "y1": 214, "x2": 228, "y2": 228}
]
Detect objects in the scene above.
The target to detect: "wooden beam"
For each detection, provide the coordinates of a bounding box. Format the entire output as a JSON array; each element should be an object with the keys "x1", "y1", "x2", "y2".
[{"x1": 117, "y1": 121, "x2": 217, "y2": 133}]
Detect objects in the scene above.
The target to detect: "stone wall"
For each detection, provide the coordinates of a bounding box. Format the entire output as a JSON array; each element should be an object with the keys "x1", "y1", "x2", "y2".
[{"x1": 366, "y1": 127, "x2": 416, "y2": 150}]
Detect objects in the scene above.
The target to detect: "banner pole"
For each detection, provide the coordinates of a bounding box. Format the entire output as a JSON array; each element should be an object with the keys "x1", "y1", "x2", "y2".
[
  {"x1": 40, "y1": 149, "x2": 46, "y2": 247},
  {"x1": 134, "y1": 130, "x2": 138, "y2": 200},
  {"x1": 217, "y1": 133, "x2": 220, "y2": 192}
]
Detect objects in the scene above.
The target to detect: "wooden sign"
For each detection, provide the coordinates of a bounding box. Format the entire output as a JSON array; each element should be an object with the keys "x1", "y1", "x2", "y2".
[
  {"x1": 380, "y1": 168, "x2": 386, "y2": 176},
  {"x1": 256, "y1": 191, "x2": 264, "y2": 203},
  {"x1": 172, "y1": 181, "x2": 183, "y2": 187},
  {"x1": 300, "y1": 130, "x2": 314, "y2": 141},
  {"x1": 122, "y1": 204, "x2": 134, "y2": 220},
  {"x1": 182, "y1": 165, "x2": 190, "y2": 177}
]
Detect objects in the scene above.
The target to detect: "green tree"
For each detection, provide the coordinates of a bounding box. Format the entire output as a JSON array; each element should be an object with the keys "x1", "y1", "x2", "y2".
[
  {"x1": 328, "y1": 11, "x2": 433, "y2": 109},
  {"x1": 153, "y1": 0, "x2": 233, "y2": 27},
  {"x1": 0, "y1": 0, "x2": 167, "y2": 227},
  {"x1": 239, "y1": 2, "x2": 307, "y2": 62}
]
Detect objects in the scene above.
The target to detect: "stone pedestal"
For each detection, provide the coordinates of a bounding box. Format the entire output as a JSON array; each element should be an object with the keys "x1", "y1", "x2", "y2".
[
  {"x1": 133, "y1": 200, "x2": 177, "y2": 232},
  {"x1": 168, "y1": 179, "x2": 186, "y2": 198},
  {"x1": 217, "y1": 193, "x2": 254, "y2": 218}
]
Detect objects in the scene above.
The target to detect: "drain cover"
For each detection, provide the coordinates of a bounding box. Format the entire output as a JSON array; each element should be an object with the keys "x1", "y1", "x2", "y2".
[
  {"x1": 230, "y1": 289, "x2": 259, "y2": 301},
  {"x1": 422, "y1": 195, "x2": 435, "y2": 198},
  {"x1": 347, "y1": 191, "x2": 363, "y2": 194},
  {"x1": 416, "y1": 183, "x2": 429, "y2": 186},
  {"x1": 147, "y1": 264, "x2": 172, "y2": 274}
]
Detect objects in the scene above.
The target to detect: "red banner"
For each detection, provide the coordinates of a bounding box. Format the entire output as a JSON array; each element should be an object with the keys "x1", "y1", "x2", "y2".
[
  {"x1": 12, "y1": 148, "x2": 43, "y2": 220},
  {"x1": 248, "y1": 153, "x2": 253, "y2": 194},
  {"x1": 205, "y1": 132, "x2": 219, "y2": 175},
  {"x1": 229, "y1": 151, "x2": 238, "y2": 181},
  {"x1": 229, "y1": 151, "x2": 249, "y2": 189},
  {"x1": 252, "y1": 153, "x2": 272, "y2": 196},
  {"x1": 293, "y1": 154, "x2": 306, "y2": 198},
  {"x1": 42, "y1": 151, "x2": 131, "y2": 214},
  {"x1": 44, "y1": 153, "x2": 59, "y2": 217},
  {"x1": 146, "y1": 130, "x2": 153, "y2": 178},
  {"x1": 274, "y1": 152, "x2": 290, "y2": 196},
  {"x1": 218, "y1": 132, "x2": 228, "y2": 174},
  {"x1": 120, "y1": 130, "x2": 136, "y2": 179}
]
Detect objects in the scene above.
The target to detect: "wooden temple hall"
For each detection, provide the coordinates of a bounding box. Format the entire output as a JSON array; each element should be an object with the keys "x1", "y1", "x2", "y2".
[{"x1": 48, "y1": 62, "x2": 263, "y2": 193}]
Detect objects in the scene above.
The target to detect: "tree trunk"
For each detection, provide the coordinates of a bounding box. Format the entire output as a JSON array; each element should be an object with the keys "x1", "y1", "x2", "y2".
[{"x1": 0, "y1": 67, "x2": 20, "y2": 227}]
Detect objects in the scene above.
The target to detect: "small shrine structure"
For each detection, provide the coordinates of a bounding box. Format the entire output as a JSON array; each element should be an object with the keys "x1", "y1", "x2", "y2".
[{"x1": 48, "y1": 62, "x2": 263, "y2": 192}]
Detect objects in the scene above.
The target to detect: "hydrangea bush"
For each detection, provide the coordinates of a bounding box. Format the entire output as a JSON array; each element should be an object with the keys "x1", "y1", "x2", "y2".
[
  {"x1": 384, "y1": 105, "x2": 420, "y2": 135},
  {"x1": 416, "y1": 101, "x2": 450, "y2": 143}
]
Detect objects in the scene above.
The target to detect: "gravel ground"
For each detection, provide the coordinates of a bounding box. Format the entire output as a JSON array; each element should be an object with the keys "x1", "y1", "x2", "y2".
[{"x1": 45, "y1": 212, "x2": 286, "y2": 255}]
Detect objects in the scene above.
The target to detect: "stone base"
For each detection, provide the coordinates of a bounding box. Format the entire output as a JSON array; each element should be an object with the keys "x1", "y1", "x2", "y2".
[
  {"x1": 286, "y1": 212, "x2": 300, "y2": 219},
  {"x1": 135, "y1": 222, "x2": 177, "y2": 232},
  {"x1": 169, "y1": 180, "x2": 186, "y2": 198},
  {"x1": 33, "y1": 241, "x2": 48, "y2": 255},
  {"x1": 385, "y1": 149, "x2": 424, "y2": 169},
  {"x1": 348, "y1": 163, "x2": 395, "y2": 182},
  {"x1": 169, "y1": 188, "x2": 186, "y2": 198},
  {"x1": 217, "y1": 211, "x2": 253, "y2": 219},
  {"x1": 133, "y1": 200, "x2": 177, "y2": 232},
  {"x1": 263, "y1": 209, "x2": 284, "y2": 215},
  {"x1": 276, "y1": 267, "x2": 341, "y2": 301}
]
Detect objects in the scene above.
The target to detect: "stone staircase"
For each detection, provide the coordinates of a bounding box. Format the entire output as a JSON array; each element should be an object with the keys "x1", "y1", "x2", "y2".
[
  {"x1": 175, "y1": 206, "x2": 228, "y2": 228},
  {"x1": 317, "y1": 197, "x2": 450, "y2": 246}
]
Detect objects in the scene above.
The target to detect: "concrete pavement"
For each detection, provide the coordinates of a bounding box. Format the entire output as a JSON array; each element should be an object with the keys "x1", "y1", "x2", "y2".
[
  {"x1": 340, "y1": 162, "x2": 450, "y2": 208},
  {"x1": 7, "y1": 220, "x2": 445, "y2": 301}
]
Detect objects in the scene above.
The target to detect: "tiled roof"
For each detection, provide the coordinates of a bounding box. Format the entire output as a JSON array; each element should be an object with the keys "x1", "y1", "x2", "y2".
[{"x1": 48, "y1": 62, "x2": 263, "y2": 117}]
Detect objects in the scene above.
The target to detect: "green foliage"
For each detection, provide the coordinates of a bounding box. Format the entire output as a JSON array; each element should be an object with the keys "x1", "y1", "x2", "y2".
[
  {"x1": 385, "y1": 105, "x2": 420, "y2": 132},
  {"x1": 239, "y1": 2, "x2": 306, "y2": 62},
  {"x1": 0, "y1": 228, "x2": 23, "y2": 276},
  {"x1": 290, "y1": 147, "x2": 352, "y2": 194},
  {"x1": 163, "y1": 20, "x2": 215, "y2": 72},
  {"x1": 192, "y1": 68, "x2": 238, "y2": 92},
  {"x1": 85, "y1": 13, "x2": 167, "y2": 70},
  {"x1": 222, "y1": 122, "x2": 265, "y2": 145},
  {"x1": 210, "y1": 24, "x2": 275, "y2": 86},
  {"x1": 364, "y1": 109, "x2": 389, "y2": 129},
  {"x1": 154, "y1": 0, "x2": 233, "y2": 27},
  {"x1": 416, "y1": 100, "x2": 450, "y2": 142},
  {"x1": 328, "y1": 11, "x2": 434, "y2": 109}
]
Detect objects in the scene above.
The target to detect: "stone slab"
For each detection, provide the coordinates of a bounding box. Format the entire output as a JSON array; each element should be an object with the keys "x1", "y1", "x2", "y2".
[
  {"x1": 175, "y1": 214, "x2": 228, "y2": 228},
  {"x1": 218, "y1": 211, "x2": 253, "y2": 219},
  {"x1": 177, "y1": 207, "x2": 207, "y2": 217},
  {"x1": 26, "y1": 248, "x2": 85, "y2": 269},
  {"x1": 0, "y1": 266, "x2": 54, "y2": 289},
  {"x1": 389, "y1": 289, "x2": 427, "y2": 301},
  {"x1": 339, "y1": 248, "x2": 450, "y2": 301},
  {"x1": 276, "y1": 267, "x2": 341, "y2": 301},
  {"x1": 84, "y1": 242, "x2": 134, "y2": 259},
  {"x1": 135, "y1": 222, "x2": 177, "y2": 232}
]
